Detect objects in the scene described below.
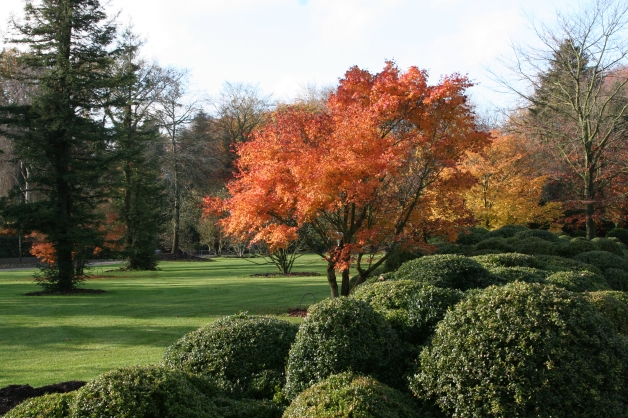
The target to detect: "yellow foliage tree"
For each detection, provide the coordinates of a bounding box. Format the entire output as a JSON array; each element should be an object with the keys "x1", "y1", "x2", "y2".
[{"x1": 462, "y1": 133, "x2": 563, "y2": 229}]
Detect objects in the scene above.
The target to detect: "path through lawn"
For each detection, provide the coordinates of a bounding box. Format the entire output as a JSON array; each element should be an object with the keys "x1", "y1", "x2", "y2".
[{"x1": 0, "y1": 255, "x2": 329, "y2": 387}]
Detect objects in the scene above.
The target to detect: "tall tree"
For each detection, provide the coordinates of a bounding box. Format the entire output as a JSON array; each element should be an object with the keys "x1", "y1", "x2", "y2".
[
  {"x1": 105, "y1": 28, "x2": 167, "y2": 270},
  {"x1": 155, "y1": 73, "x2": 199, "y2": 254},
  {"x1": 0, "y1": 0, "x2": 118, "y2": 291},
  {"x1": 495, "y1": 0, "x2": 628, "y2": 238},
  {"x1": 216, "y1": 62, "x2": 489, "y2": 297}
]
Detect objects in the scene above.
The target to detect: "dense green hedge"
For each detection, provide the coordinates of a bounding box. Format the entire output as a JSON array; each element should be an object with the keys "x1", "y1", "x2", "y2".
[
  {"x1": 585, "y1": 291, "x2": 628, "y2": 336},
  {"x1": 512, "y1": 229, "x2": 559, "y2": 242},
  {"x1": 482, "y1": 225, "x2": 528, "y2": 239},
  {"x1": 4, "y1": 393, "x2": 74, "y2": 418},
  {"x1": 545, "y1": 270, "x2": 611, "y2": 292},
  {"x1": 283, "y1": 298, "x2": 402, "y2": 399},
  {"x1": 487, "y1": 266, "x2": 548, "y2": 284},
  {"x1": 72, "y1": 366, "x2": 218, "y2": 417},
  {"x1": 351, "y1": 280, "x2": 463, "y2": 345},
  {"x1": 392, "y1": 254, "x2": 499, "y2": 290},
  {"x1": 534, "y1": 254, "x2": 603, "y2": 275},
  {"x1": 162, "y1": 313, "x2": 298, "y2": 399},
  {"x1": 606, "y1": 228, "x2": 628, "y2": 246},
  {"x1": 457, "y1": 227, "x2": 489, "y2": 245},
  {"x1": 283, "y1": 373, "x2": 425, "y2": 418},
  {"x1": 511, "y1": 237, "x2": 558, "y2": 256},
  {"x1": 604, "y1": 268, "x2": 628, "y2": 291},
  {"x1": 412, "y1": 282, "x2": 628, "y2": 417},
  {"x1": 475, "y1": 237, "x2": 515, "y2": 253},
  {"x1": 572, "y1": 251, "x2": 628, "y2": 272},
  {"x1": 591, "y1": 237, "x2": 625, "y2": 256},
  {"x1": 472, "y1": 253, "x2": 546, "y2": 269}
]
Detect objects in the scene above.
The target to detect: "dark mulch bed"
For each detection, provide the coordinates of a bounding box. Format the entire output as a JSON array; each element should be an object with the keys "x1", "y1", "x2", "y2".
[
  {"x1": 251, "y1": 272, "x2": 321, "y2": 278},
  {"x1": 0, "y1": 381, "x2": 86, "y2": 415},
  {"x1": 158, "y1": 253, "x2": 213, "y2": 262},
  {"x1": 24, "y1": 288, "x2": 107, "y2": 296},
  {"x1": 288, "y1": 307, "x2": 308, "y2": 317}
]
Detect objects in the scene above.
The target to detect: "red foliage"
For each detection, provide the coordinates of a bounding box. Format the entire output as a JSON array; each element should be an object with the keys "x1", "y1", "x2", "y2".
[{"x1": 211, "y1": 62, "x2": 490, "y2": 295}]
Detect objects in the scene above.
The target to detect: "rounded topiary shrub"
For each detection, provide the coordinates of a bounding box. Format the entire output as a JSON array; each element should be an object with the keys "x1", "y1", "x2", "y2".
[
  {"x1": 284, "y1": 298, "x2": 402, "y2": 399},
  {"x1": 606, "y1": 228, "x2": 628, "y2": 246},
  {"x1": 512, "y1": 229, "x2": 559, "y2": 242},
  {"x1": 585, "y1": 291, "x2": 628, "y2": 336},
  {"x1": 72, "y1": 366, "x2": 216, "y2": 418},
  {"x1": 511, "y1": 237, "x2": 558, "y2": 256},
  {"x1": 457, "y1": 226, "x2": 489, "y2": 245},
  {"x1": 534, "y1": 255, "x2": 603, "y2": 275},
  {"x1": 162, "y1": 313, "x2": 298, "y2": 399},
  {"x1": 284, "y1": 373, "x2": 424, "y2": 418},
  {"x1": 4, "y1": 393, "x2": 74, "y2": 418},
  {"x1": 604, "y1": 268, "x2": 628, "y2": 291},
  {"x1": 572, "y1": 251, "x2": 628, "y2": 273},
  {"x1": 351, "y1": 280, "x2": 464, "y2": 345},
  {"x1": 487, "y1": 266, "x2": 548, "y2": 284},
  {"x1": 558, "y1": 237, "x2": 598, "y2": 257},
  {"x1": 383, "y1": 250, "x2": 423, "y2": 273},
  {"x1": 393, "y1": 254, "x2": 498, "y2": 291},
  {"x1": 475, "y1": 237, "x2": 515, "y2": 253},
  {"x1": 591, "y1": 237, "x2": 625, "y2": 256},
  {"x1": 545, "y1": 270, "x2": 611, "y2": 292},
  {"x1": 472, "y1": 253, "x2": 546, "y2": 269},
  {"x1": 482, "y1": 225, "x2": 528, "y2": 239},
  {"x1": 411, "y1": 282, "x2": 628, "y2": 418}
]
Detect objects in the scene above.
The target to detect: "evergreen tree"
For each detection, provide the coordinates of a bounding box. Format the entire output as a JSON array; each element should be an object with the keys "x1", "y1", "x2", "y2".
[
  {"x1": 106, "y1": 28, "x2": 167, "y2": 270},
  {"x1": 0, "y1": 0, "x2": 118, "y2": 291}
]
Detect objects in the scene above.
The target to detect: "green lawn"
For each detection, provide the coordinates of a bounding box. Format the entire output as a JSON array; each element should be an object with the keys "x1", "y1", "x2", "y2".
[{"x1": 0, "y1": 255, "x2": 330, "y2": 387}]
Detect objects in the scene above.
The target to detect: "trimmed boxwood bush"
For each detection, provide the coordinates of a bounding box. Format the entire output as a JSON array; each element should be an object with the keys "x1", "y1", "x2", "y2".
[
  {"x1": 283, "y1": 373, "x2": 424, "y2": 418},
  {"x1": 557, "y1": 237, "x2": 598, "y2": 257},
  {"x1": 510, "y1": 237, "x2": 558, "y2": 255},
  {"x1": 351, "y1": 280, "x2": 464, "y2": 345},
  {"x1": 457, "y1": 226, "x2": 489, "y2": 245},
  {"x1": 604, "y1": 268, "x2": 628, "y2": 291},
  {"x1": 512, "y1": 229, "x2": 559, "y2": 242},
  {"x1": 545, "y1": 270, "x2": 611, "y2": 292},
  {"x1": 475, "y1": 237, "x2": 515, "y2": 253},
  {"x1": 284, "y1": 298, "x2": 402, "y2": 399},
  {"x1": 383, "y1": 250, "x2": 423, "y2": 273},
  {"x1": 606, "y1": 228, "x2": 628, "y2": 246},
  {"x1": 487, "y1": 266, "x2": 548, "y2": 284},
  {"x1": 393, "y1": 254, "x2": 499, "y2": 291},
  {"x1": 585, "y1": 291, "x2": 628, "y2": 336},
  {"x1": 72, "y1": 366, "x2": 218, "y2": 418},
  {"x1": 472, "y1": 253, "x2": 546, "y2": 269},
  {"x1": 4, "y1": 393, "x2": 74, "y2": 418},
  {"x1": 572, "y1": 251, "x2": 628, "y2": 272},
  {"x1": 412, "y1": 282, "x2": 628, "y2": 418},
  {"x1": 534, "y1": 255, "x2": 603, "y2": 275},
  {"x1": 482, "y1": 225, "x2": 528, "y2": 239},
  {"x1": 591, "y1": 237, "x2": 625, "y2": 256},
  {"x1": 162, "y1": 313, "x2": 298, "y2": 399}
]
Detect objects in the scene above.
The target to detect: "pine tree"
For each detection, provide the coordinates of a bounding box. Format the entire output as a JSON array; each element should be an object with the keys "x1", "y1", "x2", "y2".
[{"x1": 0, "y1": 0, "x2": 118, "y2": 291}]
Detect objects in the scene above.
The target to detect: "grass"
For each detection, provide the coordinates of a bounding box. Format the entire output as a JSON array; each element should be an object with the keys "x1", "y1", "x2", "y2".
[{"x1": 0, "y1": 254, "x2": 330, "y2": 387}]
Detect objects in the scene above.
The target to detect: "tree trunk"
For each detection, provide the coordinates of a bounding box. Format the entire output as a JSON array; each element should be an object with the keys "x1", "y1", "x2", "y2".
[
  {"x1": 326, "y1": 264, "x2": 339, "y2": 298},
  {"x1": 171, "y1": 160, "x2": 180, "y2": 254},
  {"x1": 584, "y1": 173, "x2": 596, "y2": 239},
  {"x1": 340, "y1": 269, "x2": 351, "y2": 296}
]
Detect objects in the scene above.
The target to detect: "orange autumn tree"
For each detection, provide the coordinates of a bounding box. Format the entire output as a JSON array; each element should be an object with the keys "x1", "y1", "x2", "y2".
[
  {"x1": 215, "y1": 62, "x2": 490, "y2": 297},
  {"x1": 462, "y1": 132, "x2": 563, "y2": 229}
]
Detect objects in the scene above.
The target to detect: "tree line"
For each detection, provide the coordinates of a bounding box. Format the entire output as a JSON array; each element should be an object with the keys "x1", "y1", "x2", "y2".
[{"x1": 1, "y1": 0, "x2": 627, "y2": 296}]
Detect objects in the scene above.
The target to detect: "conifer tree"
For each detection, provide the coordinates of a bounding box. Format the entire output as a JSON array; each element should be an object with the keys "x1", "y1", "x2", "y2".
[{"x1": 0, "y1": 0, "x2": 118, "y2": 291}]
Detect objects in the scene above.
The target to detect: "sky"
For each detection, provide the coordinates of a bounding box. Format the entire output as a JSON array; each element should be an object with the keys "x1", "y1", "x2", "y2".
[{"x1": 0, "y1": 0, "x2": 578, "y2": 112}]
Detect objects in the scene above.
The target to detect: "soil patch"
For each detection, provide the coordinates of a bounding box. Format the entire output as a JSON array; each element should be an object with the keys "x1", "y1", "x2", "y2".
[
  {"x1": 288, "y1": 307, "x2": 308, "y2": 317},
  {"x1": 24, "y1": 288, "x2": 107, "y2": 296},
  {"x1": 0, "y1": 381, "x2": 86, "y2": 415},
  {"x1": 251, "y1": 272, "x2": 321, "y2": 278}
]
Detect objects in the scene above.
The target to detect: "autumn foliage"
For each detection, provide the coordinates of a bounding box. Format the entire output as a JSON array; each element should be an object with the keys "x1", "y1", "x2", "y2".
[
  {"x1": 211, "y1": 62, "x2": 490, "y2": 296},
  {"x1": 462, "y1": 132, "x2": 563, "y2": 229}
]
